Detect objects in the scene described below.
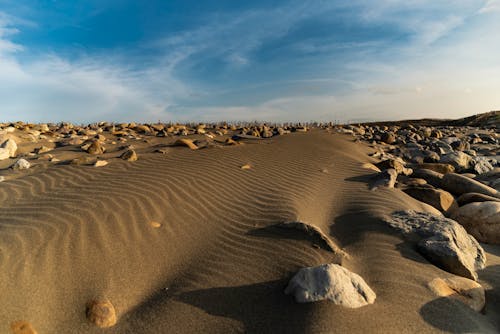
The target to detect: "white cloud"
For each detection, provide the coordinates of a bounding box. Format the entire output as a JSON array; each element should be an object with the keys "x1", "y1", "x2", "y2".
[{"x1": 478, "y1": 0, "x2": 500, "y2": 13}]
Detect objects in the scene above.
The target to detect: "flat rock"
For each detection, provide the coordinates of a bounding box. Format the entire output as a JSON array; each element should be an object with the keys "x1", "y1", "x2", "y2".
[
  {"x1": 386, "y1": 210, "x2": 486, "y2": 280},
  {"x1": 441, "y1": 173, "x2": 499, "y2": 198},
  {"x1": 451, "y1": 201, "x2": 500, "y2": 244},
  {"x1": 412, "y1": 169, "x2": 444, "y2": 188},
  {"x1": 428, "y1": 276, "x2": 485, "y2": 312},
  {"x1": 86, "y1": 299, "x2": 117, "y2": 328},
  {"x1": 440, "y1": 152, "x2": 472, "y2": 171},
  {"x1": 94, "y1": 160, "x2": 109, "y2": 167},
  {"x1": 285, "y1": 263, "x2": 376, "y2": 308}
]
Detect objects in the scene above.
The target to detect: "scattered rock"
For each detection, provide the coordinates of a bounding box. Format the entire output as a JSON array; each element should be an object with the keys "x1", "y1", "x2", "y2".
[
  {"x1": 381, "y1": 132, "x2": 396, "y2": 144},
  {"x1": 85, "y1": 141, "x2": 106, "y2": 155},
  {"x1": 94, "y1": 160, "x2": 109, "y2": 167},
  {"x1": 86, "y1": 299, "x2": 117, "y2": 328},
  {"x1": 386, "y1": 210, "x2": 486, "y2": 280},
  {"x1": 149, "y1": 221, "x2": 162, "y2": 228},
  {"x1": 285, "y1": 263, "x2": 376, "y2": 308},
  {"x1": 174, "y1": 138, "x2": 198, "y2": 150},
  {"x1": 240, "y1": 164, "x2": 252, "y2": 170},
  {"x1": 120, "y1": 149, "x2": 138, "y2": 162},
  {"x1": 10, "y1": 320, "x2": 37, "y2": 334},
  {"x1": 441, "y1": 173, "x2": 499, "y2": 198},
  {"x1": 451, "y1": 201, "x2": 500, "y2": 244},
  {"x1": 11, "y1": 158, "x2": 31, "y2": 170},
  {"x1": 428, "y1": 276, "x2": 485, "y2": 312},
  {"x1": 440, "y1": 152, "x2": 473, "y2": 171}
]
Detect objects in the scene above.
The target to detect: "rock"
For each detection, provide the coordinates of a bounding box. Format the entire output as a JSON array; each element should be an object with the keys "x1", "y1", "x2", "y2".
[
  {"x1": 174, "y1": 138, "x2": 198, "y2": 150},
  {"x1": 0, "y1": 138, "x2": 17, "y2": 158},
  {"x1": 224, "y1": 138, "x2": 239, "y2": 146},
  {"x1": 370, "y1": 169, "x2": 397, "y2": 189},
  {"x1": 94, "y1": 160, "x2": 109, "y2": 167},
  {"x1": 403, "y1": 187, "x2": 457, "y2": 213},
  {"x1": 440, "y1": 152, "x2": 473, "y2": 171},
  {"x1": 381, "y1": 132, "x2": 396, "y2": 144},
  {"x1": 376, "y1": 159, "x2": 412, "y2": 175},
  {"x1": 276, "y1": 222, "x2": 342, "y2": 254},
  {"x1": 457, "y1": 192, "x2": 500, "y2": 206},
  {"x1": 10, "y1": 320, "x2": 38, "y2": 334},
  {"x1": 451, "y1": 201, "x2": 500, "y2": 244},
  {"x1": 441, "y1": 173, "x2": 499, "y2": 198},
  {"x1": 240, "y1": 164, "x2": 251, "y2": 170},
  {"x1": 418, "y1": 163, "x2": 455, "y2": 174},
  {"x1": 85, "y1": 141, "x2": 105, "y2": 155},
  {"x1": 86, "y1": 299, "x2": 117, "y2": 328},
  {"x1": 0, "y1": 148, "x2": 10, "y2": 160},
  {"x1": 71, "y1": 156, "x2": 93, "y2": 165},
  {"x1": 472, "y1": 156, "x2": 495, "y2": 175},
  {"x1": 411, "y1": 169, "x2": 444, "y2": 188},
  {"x1": 11, "y1": 158, "x2": 31, "y2": 170},
  {"x1": 35, "y1": 146, "x2": 52, "y2": 154},
  {"x1": 120, "y1": 149, "x2": 138, "y2": 162},
  {"x1": 284, "y1": 263, "x2": 376, "y2": 308},
  {"x1": 428, "y1": 276, "x2": 485, "y2": 312},
  {"x1": 0, "y1": 176, "x2": 4, "y2": 182},
  {"x1": 149, "y1": 221, "x2": 162, "y2": 228},
  {"x1": 386, "y1": 211, "x2": 486, "y2": 280}
]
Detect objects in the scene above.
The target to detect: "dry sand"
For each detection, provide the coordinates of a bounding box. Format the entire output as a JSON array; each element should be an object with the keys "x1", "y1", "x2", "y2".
[{"x1": 0, "y1": 128, "x2": 499, "y2": 333}]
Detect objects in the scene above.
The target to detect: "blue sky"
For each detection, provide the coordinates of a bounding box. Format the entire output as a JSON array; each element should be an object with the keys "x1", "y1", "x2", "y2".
[{"x1": 0, "y1": 0, "x2": 499, "y2": 123}]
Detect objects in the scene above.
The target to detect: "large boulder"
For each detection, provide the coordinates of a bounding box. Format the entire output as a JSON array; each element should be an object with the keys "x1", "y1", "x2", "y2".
[
  {"x1": 417, "y1": 163, "x2": 455, "y2": 174},
  {"x1": 403, "y1": 186, "x2": 457, "y2": 213},
  {"x1": 285, "y1": 263, "x2": 376, "y2": 308},
  {"x1": 451, "y1": 201, "x2": 500, "y2": 244},
  {"x1": 386, "y1": 211, "x2": 486, "y2": 280},
  {"x1": 472, "y1": 157, "x2": 496, "y2": 175},
  {"x1": 441, "y1": 173, "x2": 499, "y2": 198}
]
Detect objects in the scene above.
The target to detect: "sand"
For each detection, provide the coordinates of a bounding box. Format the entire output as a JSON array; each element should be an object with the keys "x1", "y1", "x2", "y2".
[{"x1": 0, "y1": 128, "x2": 499, "y2": 333}]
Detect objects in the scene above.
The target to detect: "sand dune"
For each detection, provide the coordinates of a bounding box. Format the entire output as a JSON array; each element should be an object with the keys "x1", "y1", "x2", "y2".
[{"x1": 1, "y1": 128, "x2": 499, "y2": 333}]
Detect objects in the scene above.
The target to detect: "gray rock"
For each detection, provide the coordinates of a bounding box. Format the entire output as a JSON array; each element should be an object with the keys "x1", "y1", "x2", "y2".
[
  {"x1": 441, "y1": 173, "x2": 499, "y2": 198},
  {"x1": 285, "y1": 263, "x2": 376, "y2": 308},
  {"x1": 472, "y1": 157, "x2": 495, "y2": 175},
  {"x1": 451, "y1": 201, "x2": 500, "y2": 244},
  {"x1": 386, "y1": 210, "x2": 486, "y2": 280},
  {"x1": 370, "y1": 169, "x2": 397, "y2": 189}
]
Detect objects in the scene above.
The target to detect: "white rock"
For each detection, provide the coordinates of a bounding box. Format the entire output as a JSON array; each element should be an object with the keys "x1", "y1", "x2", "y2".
[
  {"x1": 451, "y1": 201, "x2": 500, "y2": 244},
  {"x1": 94, "y1": 160, "x2": 109, "y2": 167},
  {"x1": 0, "y1": 138, "x2": 17, "y2": 158},
  {"x1": 12, "y1": 158, "x2": 30, "y2": 170},
  {"x1": 285, "y1": 263, "x2": 376, "y2": 308},
  {"x1": 0, "y1": 148, "x2": 10, "y2": 160}
]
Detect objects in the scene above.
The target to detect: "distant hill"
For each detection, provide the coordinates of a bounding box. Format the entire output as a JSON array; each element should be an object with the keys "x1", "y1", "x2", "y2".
[{"x1": 361, "y1": 111, "x2": 499, "y2": 128}]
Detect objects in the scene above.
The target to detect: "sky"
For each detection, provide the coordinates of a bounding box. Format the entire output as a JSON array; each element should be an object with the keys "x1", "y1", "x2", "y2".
[{"x1": 0, "y1": 0, "x2": 499, "y2": 123}]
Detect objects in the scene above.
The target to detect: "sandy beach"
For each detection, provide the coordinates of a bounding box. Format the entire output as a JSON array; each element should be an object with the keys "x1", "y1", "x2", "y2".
[{"x1": 0, "y1": 119, "x2": 498, "y2": 333}]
